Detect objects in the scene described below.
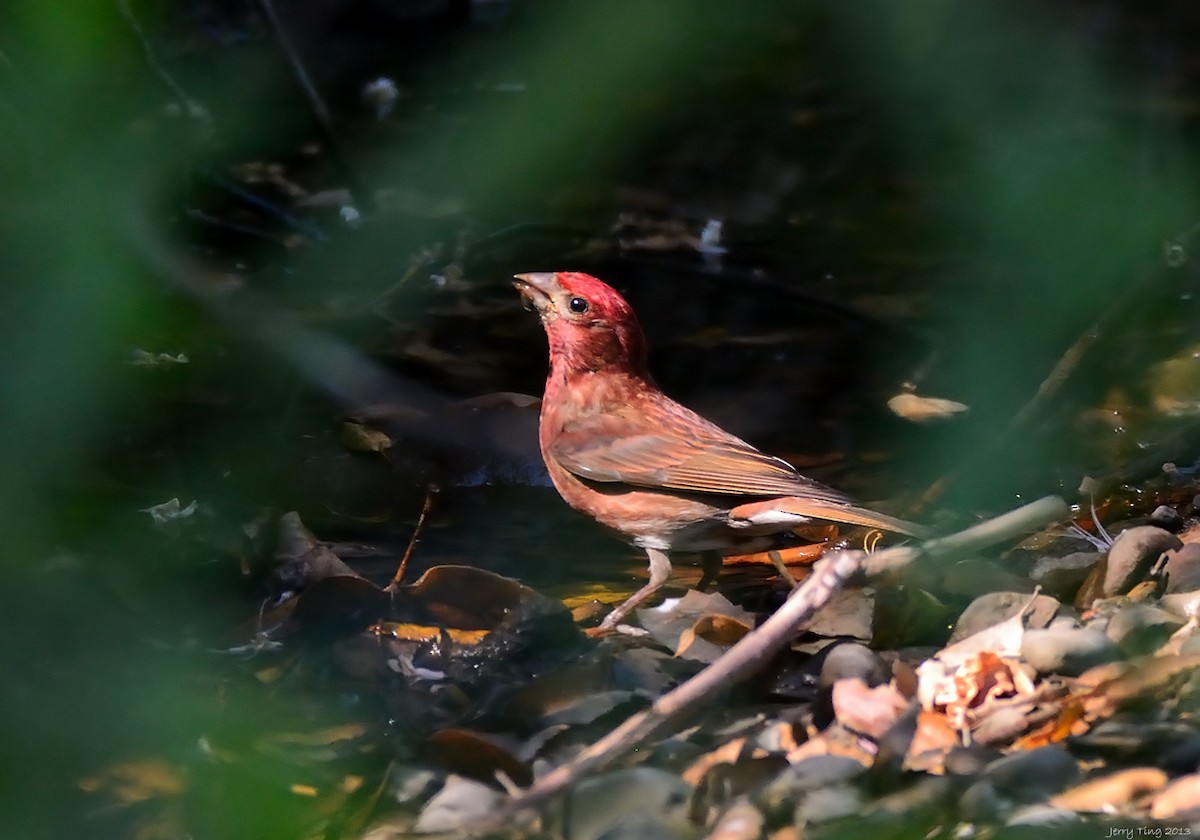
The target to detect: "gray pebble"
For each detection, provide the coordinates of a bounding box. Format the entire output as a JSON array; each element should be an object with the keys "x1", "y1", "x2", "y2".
[
  {"x1": 1161, "y1": 590, "x2": 1200, "y2": 619},
  {"x1": 1150, "y1": 505, "x2": 1185, "y2": 532},
  {"x1": 981, "y1": 746, "x2": 1081, "y2": 802},
  {"x1": 1073, "y1": 720, "x2": 1200, "y2": 772},
  {"x1": 1103, "y1": 526, "x2": 1183, "y2": 596},
  {"x1": 818, "y1": 642, "x2": 889, "y2": 690},
  {"x1": 758, "y1": 755, "x2": 867, "y2": 819},
  {"x1": 794, "y1": 784, "x2": 863, "y2": 825},
  {"x1": 1105, "y1": 604, "x2": 1184, "y2": 655},
  {"x1": 562, "y1": 768, "x2": 692, "y2": 840},
  {"x1": 1166, "y1": 544, "x2": 1200, "y2": 593},
  {"x1": 779, "y1": 754, "x2": 867, "y2": 791},
  {"x1": 959, "y1": 780, "x2": 1002, "y2": 821},
  {"x1": 944, "y1": 744, "x2": 1005, "y2": 777},
  {"x1": 1030, "y1": 551, "x2": 1102, "y2": 601},
  {"x1": 1021, "y1": 626, "x2": 1119, "y2": 676},
  {"x1": 949, "y1": 592, "x2": 1062, "y2": 643},
  {"x1": 973, "y1": 705, "x2": 1038, "y2": 746},
  {"x1": 1006, "y1": 804, "x2": 1081, "y2": 827}
]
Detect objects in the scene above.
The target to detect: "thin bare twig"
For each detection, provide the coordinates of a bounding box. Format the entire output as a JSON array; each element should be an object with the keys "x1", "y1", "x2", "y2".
[
  {"x1": 385, "y1": 487, "x2": 437, "y2": 592},
  {"x1": 251, "y1": 0, "x2": 364, "y2": 204},
  {"x1": 860, "y1": 494, "x2": 1067, "y2": 578},
  {"x1": 116, "y1": 0, "x2": 209, "y2": 125},
  {"x1": 472, "y1": 495, "x2": 1066, "y2": 831}
]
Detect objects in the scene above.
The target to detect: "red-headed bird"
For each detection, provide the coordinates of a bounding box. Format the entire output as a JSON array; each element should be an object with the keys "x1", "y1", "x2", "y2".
[{"x1": 514, "y1": 271, "x2": 924, "y2": 628}]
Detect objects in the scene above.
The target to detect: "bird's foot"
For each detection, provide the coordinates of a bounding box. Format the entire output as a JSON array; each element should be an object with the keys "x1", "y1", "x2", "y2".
[{"x1": 768, "y1": 550, "x2": 800, "y2": 589}]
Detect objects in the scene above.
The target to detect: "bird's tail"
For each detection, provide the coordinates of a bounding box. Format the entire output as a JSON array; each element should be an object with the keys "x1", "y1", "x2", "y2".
[{"x1": 728, "y1": 496, "x2": 932, "y2": 539}]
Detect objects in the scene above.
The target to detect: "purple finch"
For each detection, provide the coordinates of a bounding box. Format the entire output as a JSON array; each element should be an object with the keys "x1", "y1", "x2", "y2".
[{"x1": 514, "y1": 271, "x2": 923, "y2": 628}]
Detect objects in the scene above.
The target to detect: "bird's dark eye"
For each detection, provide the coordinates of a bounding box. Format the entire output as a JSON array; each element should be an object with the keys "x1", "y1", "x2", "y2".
[{"x1": 568, "y1": 297, "x2": 589, "y2": 314}]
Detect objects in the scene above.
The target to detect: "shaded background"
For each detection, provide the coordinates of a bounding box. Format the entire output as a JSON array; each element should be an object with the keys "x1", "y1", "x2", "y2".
[{"x1": 1, "y1": 0, "x2": 1199, "y2": 837}]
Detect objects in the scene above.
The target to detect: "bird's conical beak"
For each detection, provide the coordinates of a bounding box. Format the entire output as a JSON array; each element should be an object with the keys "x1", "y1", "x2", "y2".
[{"x1": 513, "y1": 272, "x2": 558, "y2": 313}]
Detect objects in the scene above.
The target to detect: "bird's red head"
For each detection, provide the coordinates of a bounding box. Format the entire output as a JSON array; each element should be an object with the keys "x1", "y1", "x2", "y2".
[{"x1": 514, "y1": 271, "x2": 649, "y2": 377}]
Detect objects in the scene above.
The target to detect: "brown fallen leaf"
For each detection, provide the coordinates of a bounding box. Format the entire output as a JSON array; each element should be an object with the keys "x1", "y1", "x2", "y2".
[
  {"x1": 676, "y1": 614, "x2": 753, "y2": 659},
  {"x1": 831, "y1": 678, "x2": 907, "y2": 739},
  {"x1": 78, "y1": 758, "x2": 187, "y2": 804},
  {"x1": 1012, "y1": 697, "x2": 1087, "y2": 749},
  {"x1": 423, "y1": 728, "x2": 532, "y2": 787},
  {"x1": 338, "y1": 420, "x2": 394, "y2": 454},
  {"x1": 370, "y1": 622, "x2": 489, "y2": 646},
  {"x1": 785, "y1": 724, "x2": 874, "y2": 767},
  {"x1": 905, "y1": 710, "x2": 960, "y2": 770},
  {"x1": 682, "y1": 737, "x2": 754, "y2": 787}
]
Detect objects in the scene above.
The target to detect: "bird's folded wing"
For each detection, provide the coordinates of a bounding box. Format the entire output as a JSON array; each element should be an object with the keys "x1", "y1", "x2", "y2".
[{"x1": 548, "y1": 400, "x2": 851, "y2": 502}]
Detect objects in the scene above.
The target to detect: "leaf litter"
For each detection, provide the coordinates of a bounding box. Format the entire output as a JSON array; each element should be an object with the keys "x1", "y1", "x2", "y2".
[{"x1": 79, "y1": 479, "x2": 1200, "y2": 839}]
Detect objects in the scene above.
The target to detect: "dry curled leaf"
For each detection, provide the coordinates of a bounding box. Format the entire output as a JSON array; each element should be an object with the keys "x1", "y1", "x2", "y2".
[
  {"x1": 338, "y1": 420, "x2": 394, "y2": 454},
  {"x1": 676, "y1": 614, "x2": 753, "y2": 659},
  {"x1": 423, "y1": 728, "x2": 532, "y2": 787},
  {"x1": 886, "y1": 392, "x2": 969, "y2": 423}
]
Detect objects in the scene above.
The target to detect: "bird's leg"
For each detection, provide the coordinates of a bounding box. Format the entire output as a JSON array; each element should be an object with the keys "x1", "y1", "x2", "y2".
[
  {"x1": 768, "y1": 549, "x2": 799, "y2": 589},
  {"x1": 697, "y1": 550, "x2": 722, "y2": 592},
  {"x1": 600, "y1": 547, "x2": 672, "y2": 629}
]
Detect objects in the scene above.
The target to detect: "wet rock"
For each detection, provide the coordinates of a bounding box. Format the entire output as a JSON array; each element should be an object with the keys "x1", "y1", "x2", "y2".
[
  {"x1": 1161, "y1": 590, "x2": 1200, "y2": 620},
  {"x1": 959, "y1": 780, "x2": 1002, "y2": 821},
  {"x1": 973, "y1": 705, "x2": 1038, "y2": 746},
  {"x1": 943, "y1": 744, "x2": 1004, "y2": 777},
  {"x1": 1102, "y1": 526, "x2": 1182, "y2": 596},
  {"x1": 390, "y1": 767, "x2": 441, "y2": 805},
  {"x1": 706, "y1": 799, "x2": 763, "y2": 840},
  {"x1": 871, "y1": 586, "x2": 953, "y2": 649},
  {"x1": 414, "y1": 775, "x2": 502, "y2": 832},
  {"x1": 1165, "y1": 543, "x2": 1200, "y2": 593},
  {"x1": 949, "y1": 592, "x2": 1062, "y2": 643},
  {"x1": 1104, "y1": 604, "x2": 1183, "y2": 655},
  {"x1": 1071, "y1": 720, "x2": 1200, "y2": 772},
  {"x1": 941, "y1": 558, "x2": 1034, "y2": 599},
  {"x1": 560, "y1": 768, "x2": 693, "y2": 840},
  {"x1": 1151, "y1": 773, "x2": 1200, "y2": 819},
  {"x1": 758, "y1": 755, "x2": 866, "y2": 820},
  {"x1": 980, "y1": 746, "x2": 1081, "y2": 803},
  {"x1": 1006, "y1": 804, "x2": 1080, "y2": 827},
  {"x1": 1021, "y1": 625, "x2": 1119, "y2": 676},
  {"x1": 758, "y1": 753, "x2": 864, "y2": 820},
  {"x1": 818, "y1": 642, "x2": 888, "y2": 690},
  {"x1": 1150, "y1": 504, "x2": 1185, "y2": 532},
  {"x1": 763, "y1": 754, "x2": 866, "y2": 798},
  {"x1": 861, "y1": 776, "x2": 952, "y2": 821},
  {"x1": 794, "y1": 783, "x2": 864, "y2": 825},
  {"x1": 1050, "y1": 767, "x2": 1168, "y2": 812},
  {"x1": 1029, "y1": 551, "x2": 1101, "y2": 601}
]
